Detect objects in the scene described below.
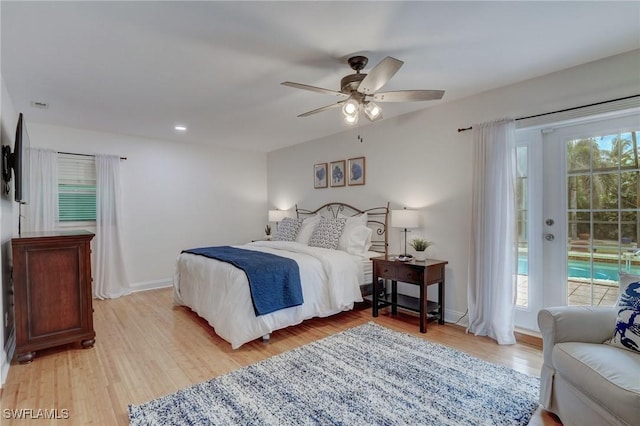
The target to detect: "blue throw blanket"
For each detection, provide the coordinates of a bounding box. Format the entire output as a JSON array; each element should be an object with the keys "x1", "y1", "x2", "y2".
[{"x1": 182, "y1": 246, "x2": 303, "y2": 316}]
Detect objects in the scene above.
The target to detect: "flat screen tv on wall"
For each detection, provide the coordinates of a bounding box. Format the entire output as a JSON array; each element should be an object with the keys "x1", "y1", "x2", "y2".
[{"x1": 2, "y1": 112, "x2": 30, "y2": 204}]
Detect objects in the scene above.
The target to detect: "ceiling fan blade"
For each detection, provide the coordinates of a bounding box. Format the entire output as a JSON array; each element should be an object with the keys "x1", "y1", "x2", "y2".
[
  {"x1": 357, "y1": 56, "x2": 404, "y2": 95},
  {"x1": 373, "y1": 90, "x2": 445, "y2": 102},
  {"x1": 282, "y1": 81, "x2": 349, "y2": 99},
  {"x1": 297, "y1": 102, "x2": 344, "y2": 118}
]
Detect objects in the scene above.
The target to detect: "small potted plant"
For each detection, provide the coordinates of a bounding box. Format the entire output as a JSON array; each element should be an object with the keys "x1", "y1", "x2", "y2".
[
  {"x1": 264, "y1": 224, "x2": 272, "y2": 240},
  {"x1": 410, "y1": 238, "x2": 433, "y2": 261}
]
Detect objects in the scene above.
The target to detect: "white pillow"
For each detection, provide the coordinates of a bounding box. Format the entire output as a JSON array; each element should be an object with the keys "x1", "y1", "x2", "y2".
[
  {"x1": 341, "y1": 225, "x2": 373, "y2": 256},
  {"x1": 296, "y1": 214, "x2": 321, "y2": 245},
  {"x1": 337, "y1": 213, "x2": 368, "y2": 252}
]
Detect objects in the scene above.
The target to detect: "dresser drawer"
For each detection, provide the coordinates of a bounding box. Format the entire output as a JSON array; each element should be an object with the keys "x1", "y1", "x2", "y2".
[{"x1": 376, "y1": 264, "x2": 397, "y2": 280}]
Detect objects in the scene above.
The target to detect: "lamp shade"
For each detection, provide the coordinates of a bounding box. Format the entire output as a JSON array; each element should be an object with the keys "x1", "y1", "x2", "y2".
[
  {"x1": 364, "y1": 102, "x2": 382, "y2": 121},
  {"x1": 268, "y1": 209, "x2": 288, "y2": 222},
  {"x1": 391, "y1": 209, "x2": 419, "y2": 229}
]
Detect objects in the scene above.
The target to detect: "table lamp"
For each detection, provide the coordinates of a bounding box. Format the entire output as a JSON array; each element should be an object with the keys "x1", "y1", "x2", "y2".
[
  {"x1": 391, "y1": 208, "x2": 419, "y2": 258},
  {"x1": 268, "y1": 209, "x2": 289, "y2": 230}
]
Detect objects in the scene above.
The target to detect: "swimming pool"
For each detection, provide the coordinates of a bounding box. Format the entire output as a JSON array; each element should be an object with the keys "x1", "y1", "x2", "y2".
[{"x1": 518, "y1": 257, "x2": 640, "y2": 281}]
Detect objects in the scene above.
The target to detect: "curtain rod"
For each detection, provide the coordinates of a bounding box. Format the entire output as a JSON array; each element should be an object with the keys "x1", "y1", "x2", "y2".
[
  {"x1": 58, "y1": 151, "x2": 127, "y2": 160},
  {"x1": 457, "y1": 94, "x2": 640, "y2": 133}
]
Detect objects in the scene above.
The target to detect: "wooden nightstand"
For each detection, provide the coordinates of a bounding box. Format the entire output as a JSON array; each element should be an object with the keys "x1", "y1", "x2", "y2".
[{"x1": 370, "y1": 255, "x2": 448, "y2": 333}]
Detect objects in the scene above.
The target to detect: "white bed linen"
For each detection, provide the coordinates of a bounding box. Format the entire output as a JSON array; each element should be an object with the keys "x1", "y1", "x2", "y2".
[
  {"x1": 173, "y1": 241, "x2": 364, "y2": 349},
  {"x1": 361, "y1": 260, "x2": 372, "y2": 285},
  {"x1": 360, "y1": 251, "x2": 383, "y2": 285}
]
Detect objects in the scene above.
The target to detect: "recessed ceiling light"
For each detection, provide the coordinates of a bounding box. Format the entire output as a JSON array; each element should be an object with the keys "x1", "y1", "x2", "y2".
[{"x1": 174, "y1": 125, "x2": 187, "y2": 132}]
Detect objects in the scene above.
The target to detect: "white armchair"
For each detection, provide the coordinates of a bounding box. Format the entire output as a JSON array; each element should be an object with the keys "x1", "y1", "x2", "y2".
[{"x1": 538, "y1": 306, "x2": 640, "y2": 426}]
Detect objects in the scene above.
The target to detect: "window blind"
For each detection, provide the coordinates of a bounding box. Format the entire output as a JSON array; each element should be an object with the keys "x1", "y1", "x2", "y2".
[{"x1": 58, "y1": 153, "x2": 96, "y2": 222}]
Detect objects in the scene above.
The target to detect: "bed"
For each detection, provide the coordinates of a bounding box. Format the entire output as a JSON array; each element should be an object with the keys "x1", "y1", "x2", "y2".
[{"x1": 173, "y1": 202, "x2": 389, "y2": 349}]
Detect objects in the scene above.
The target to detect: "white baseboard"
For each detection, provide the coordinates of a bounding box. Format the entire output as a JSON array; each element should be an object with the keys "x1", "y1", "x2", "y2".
[
  {"x1": 444, "y1": 309, "x2": 469, "y2": 327},
  {"x1": 129, "y1": 278, "x2": 173, "y2": 293},
  {"x1": 1, "y1": 328, "x2": 15, "y2": 388}
]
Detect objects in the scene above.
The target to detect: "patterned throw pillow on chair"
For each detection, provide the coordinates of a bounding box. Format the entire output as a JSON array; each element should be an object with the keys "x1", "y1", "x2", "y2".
[
  {"x1": 606, "y1": 275, "x2": 640, "y2": 353},
  {"x1": 273, "y1": 217, "x2": 303, "y2": 242}
]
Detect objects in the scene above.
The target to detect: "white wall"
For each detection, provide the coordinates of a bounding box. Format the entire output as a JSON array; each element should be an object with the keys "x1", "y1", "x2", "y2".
[
  {"x1": 29, "y1": 124, "x2": 268, "y2": 289},
  {"x1": 267, "y1": 49, "x2": 640, "y2": 326},
  {"x1": 0, "y1": 88, "x2": 267, "y2": 386},
  {"x1": 1, "y1": 75, "x2": 19, "y2": 386}
]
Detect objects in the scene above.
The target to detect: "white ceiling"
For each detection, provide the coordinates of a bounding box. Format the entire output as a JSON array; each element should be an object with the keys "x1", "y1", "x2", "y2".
[{"x1": 2, "y1": 1, "x2": 639, "y2": 153}]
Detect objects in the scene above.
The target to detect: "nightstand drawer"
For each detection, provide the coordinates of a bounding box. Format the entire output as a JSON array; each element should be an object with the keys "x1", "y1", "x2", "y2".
[
  {"x1": 425, "y1": 264, "x2": 444, "y2": 284},
  {"x1": 399, "y1": 268, "x2": 423, "y2": 283},
  {"x1": 376, "y1": 264, "x2": 397, "y2": 280}
]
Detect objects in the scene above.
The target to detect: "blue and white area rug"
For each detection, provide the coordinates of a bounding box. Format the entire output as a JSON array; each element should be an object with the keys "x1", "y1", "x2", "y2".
[{"x1": 129, "y1": 323, "x2": 539, "y2": 425}]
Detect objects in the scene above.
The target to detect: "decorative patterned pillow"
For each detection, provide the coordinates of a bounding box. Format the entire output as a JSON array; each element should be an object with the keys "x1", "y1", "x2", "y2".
[
  {"x1": 606, "y1": 277, "x2": 640, "y2": 353},
  {"x1": 273, "y1": 217, "x2": 303, "y2": 242},
  {"x1": 615, "y1": 273, "x2": 640, "y2": 306},
  {"x1": 308, "y1": 217, "x2": 347, "y2": 250}
]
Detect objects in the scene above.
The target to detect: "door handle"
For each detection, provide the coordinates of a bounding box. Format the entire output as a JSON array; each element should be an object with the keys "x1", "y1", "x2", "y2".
[{"x1": 545, "y1": 233, "x2": 555, "y2": 241}]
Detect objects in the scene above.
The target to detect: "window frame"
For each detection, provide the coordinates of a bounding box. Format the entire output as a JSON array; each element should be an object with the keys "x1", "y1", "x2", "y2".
[{"x1": 57, "y1": 153, "x2": 97, "y2": 227}]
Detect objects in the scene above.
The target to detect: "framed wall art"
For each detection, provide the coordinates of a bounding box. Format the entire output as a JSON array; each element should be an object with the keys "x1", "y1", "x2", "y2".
[
  {"x1": 314, "y1": 163, "x2": 327, "y2": 188},
  {"x1": 329, "y1": 160, "x2": 346, "y2": 187},
  {"x1": 348, "y1": 156, "x2": 366, "y2": 186}
]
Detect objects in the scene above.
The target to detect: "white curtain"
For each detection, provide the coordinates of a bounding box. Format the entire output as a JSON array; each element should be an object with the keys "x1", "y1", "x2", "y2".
[
  {"x1": 467, "y1": 119, "x2": 517, "y2": 345},
  {"x1": 24, "y1": 148, "x2": 58, "y2": 232},
  {"x1": 94, "y1": 155, "x2": 130, "y2": 299}
]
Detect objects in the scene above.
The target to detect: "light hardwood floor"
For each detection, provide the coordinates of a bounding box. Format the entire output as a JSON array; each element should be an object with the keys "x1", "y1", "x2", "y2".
[{"x1": 0, "y1": 288, "x2": 562, "y2": 425}]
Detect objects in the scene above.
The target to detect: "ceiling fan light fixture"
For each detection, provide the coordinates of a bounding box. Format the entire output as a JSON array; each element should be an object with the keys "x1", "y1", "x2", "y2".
[
  {"x1": 344, "y1": 112, "x2": 358, "y2": 125},
  {"x1": 282, "y1": 55, "x2": 445, "y2": 124},
  {"x1": 342, "y1": 99, "x2": 359, "y2": 116},
  {"x1": 342, "y1": 98, "x2": 360, "y2": 125},
  {"x1": 364, "y1": 102, "x2": 382, "y2": 121}
]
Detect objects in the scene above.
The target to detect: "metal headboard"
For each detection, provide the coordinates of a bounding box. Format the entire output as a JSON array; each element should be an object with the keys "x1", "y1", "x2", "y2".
[{"x1": 295, "y1": 202, "x2": 389, "y2": 255}]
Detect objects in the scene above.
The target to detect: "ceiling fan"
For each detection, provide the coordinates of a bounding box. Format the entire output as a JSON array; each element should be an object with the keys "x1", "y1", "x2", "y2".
[{"x1": 282, "y1": 55, "x2": 444, "y2": 124}]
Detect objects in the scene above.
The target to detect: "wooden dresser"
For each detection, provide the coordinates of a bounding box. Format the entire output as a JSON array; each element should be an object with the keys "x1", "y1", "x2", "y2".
[{"x1": 12, "y1": 230, "x2": 95, "y2": 363}]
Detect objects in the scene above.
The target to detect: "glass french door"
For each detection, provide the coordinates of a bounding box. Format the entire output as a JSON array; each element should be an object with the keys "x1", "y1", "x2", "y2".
[
  {"x1": 514, "y1": 129, "x2": 543, "y2": 330},
  {"x1": 515, "y1": 112, "x2": 640, "y2": 331}
]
